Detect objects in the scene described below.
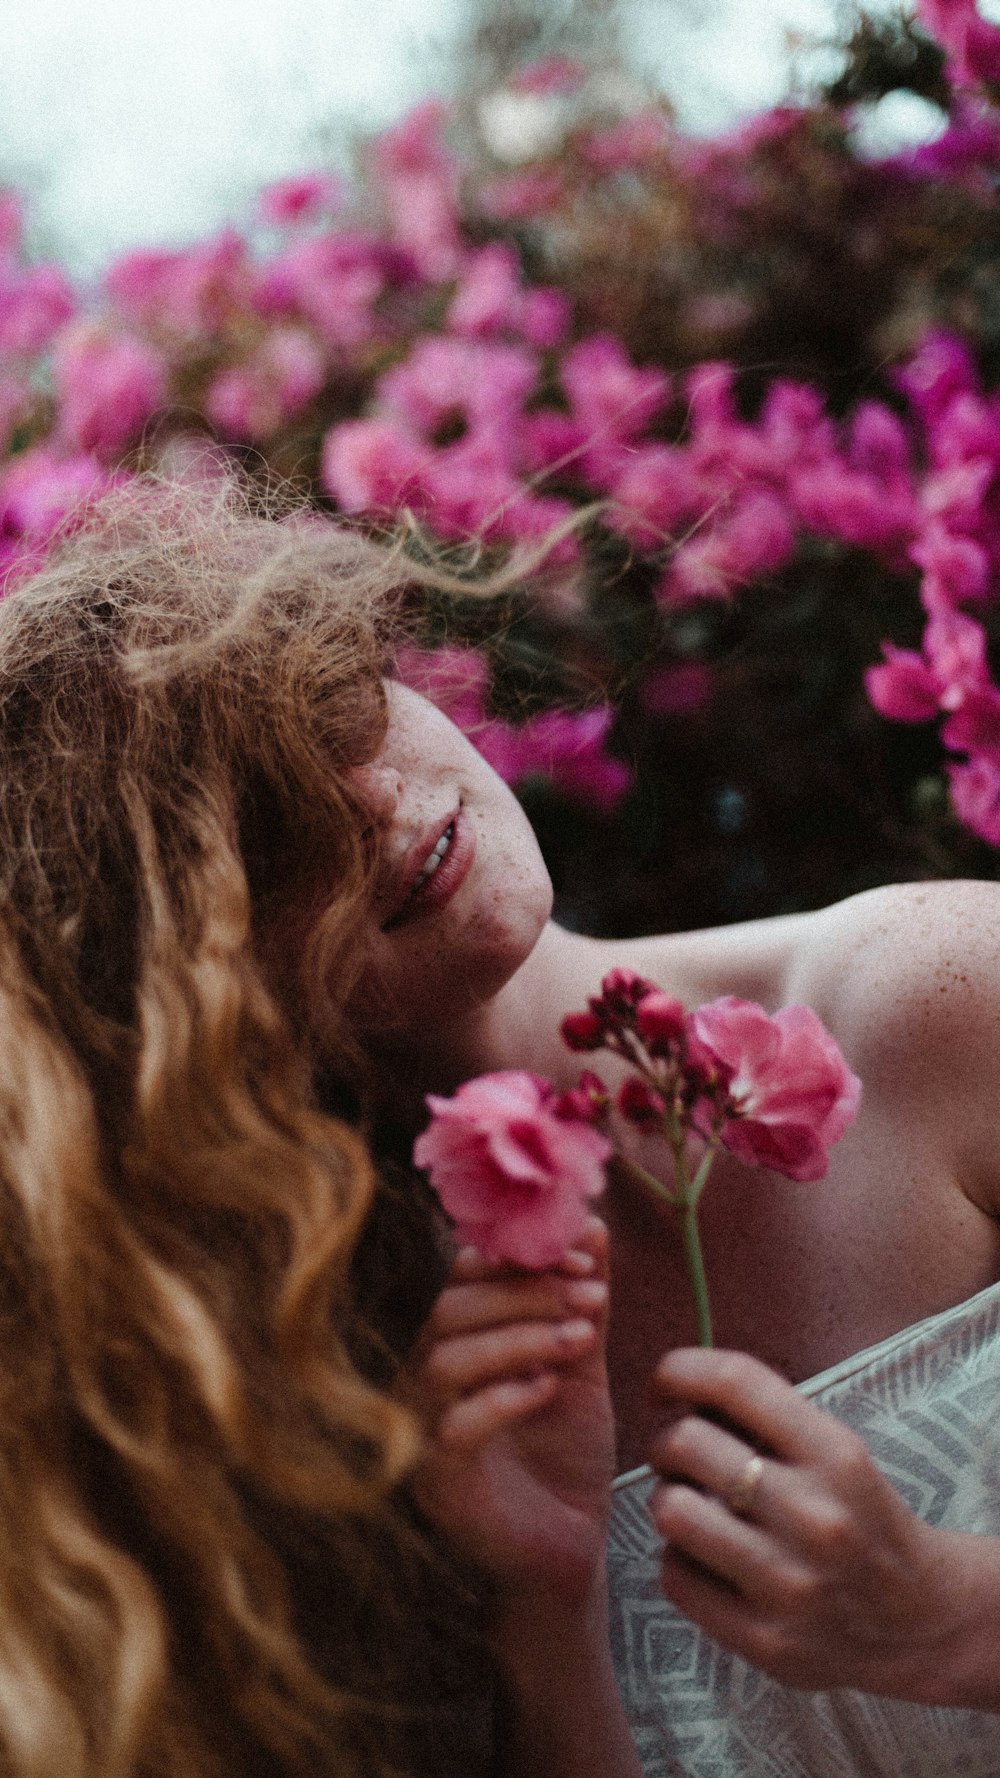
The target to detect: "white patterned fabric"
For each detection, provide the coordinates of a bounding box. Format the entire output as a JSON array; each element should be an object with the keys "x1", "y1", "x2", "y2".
[{"x1": 607, "y1": 1280, "x2": 1000, "y2": 1776}]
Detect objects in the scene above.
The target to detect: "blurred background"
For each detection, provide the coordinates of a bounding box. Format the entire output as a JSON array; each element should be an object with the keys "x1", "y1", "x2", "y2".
[
  {"x1": 3, "y1": 0, "x2": 908, "y2": 271},
  {"x1": 6, "y1": 0, "x2": 1000, "y2": 941}
]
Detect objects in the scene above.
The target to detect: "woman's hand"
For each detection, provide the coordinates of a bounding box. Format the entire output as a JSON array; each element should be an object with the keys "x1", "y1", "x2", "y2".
[
  {"x1": 647, "y1": 1346, "x2": 1000, "y2": 1707},
  {"x1": 407, "y1": 1214, "x2": 615, "y2": 1606}
]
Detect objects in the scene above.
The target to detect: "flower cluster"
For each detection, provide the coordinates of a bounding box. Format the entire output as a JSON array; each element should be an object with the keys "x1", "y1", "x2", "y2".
[
  {"x1": 563, "y1": 969, "x2": 860, "y2": 1184},
  {"x1": 414, "y1": 969, "x2": 860, "y2": 1336}
]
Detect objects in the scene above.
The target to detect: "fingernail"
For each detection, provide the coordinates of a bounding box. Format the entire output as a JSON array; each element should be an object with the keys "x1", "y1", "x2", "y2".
[
  {"x1": 559, "y1": 1318, "x2": 597, "y2": 1343},
  {"x1": 566, "y1": 1278, "x2": 609, "y2": 1311},
  {"x1": 562, "y1": 1248, "x2": 596, "y2": 1274}
]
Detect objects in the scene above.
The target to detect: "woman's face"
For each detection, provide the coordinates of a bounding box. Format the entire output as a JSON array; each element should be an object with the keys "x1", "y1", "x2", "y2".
[{"x1": 346, "y1": 682, "x2": 553, "y2": 1040}]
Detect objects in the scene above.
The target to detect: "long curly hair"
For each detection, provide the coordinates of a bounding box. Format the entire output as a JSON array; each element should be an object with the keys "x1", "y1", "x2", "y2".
[{"x1": 0, "y1": 478, "x2": 482, "y2": 1778}]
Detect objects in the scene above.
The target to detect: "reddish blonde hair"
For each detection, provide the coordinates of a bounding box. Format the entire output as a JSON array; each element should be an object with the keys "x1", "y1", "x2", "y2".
[{"x1": 0, "y1": 479, "x2": 475, "y2": 1778}]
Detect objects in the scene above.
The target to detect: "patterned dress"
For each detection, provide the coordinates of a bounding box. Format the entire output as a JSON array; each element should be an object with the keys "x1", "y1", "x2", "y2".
[{"x1": 608, "y1": 1280, "x2": 1000, "y2": 1777}]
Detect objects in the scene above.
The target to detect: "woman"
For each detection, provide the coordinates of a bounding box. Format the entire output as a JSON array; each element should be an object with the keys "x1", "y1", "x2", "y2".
[
  {"x1": 2, "y1": 473, "x2": 996, "y2": 1776},
  {"x1": 0, "y1": 475, "x2": 627, "y2": 1778},
  {"x1": 352, "y1": 666, "x2": 1000, "y2": 1772}
]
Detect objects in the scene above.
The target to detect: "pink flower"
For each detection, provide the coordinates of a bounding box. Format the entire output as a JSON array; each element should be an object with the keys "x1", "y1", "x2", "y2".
[
  {"x1": 0, "y1": 447, "x2": 112, "y2": 560},
  {"x1": 413, "y1": 1071, "x2": 611, "y2": 1268},
  {"x1": 446, "y1": 243, "x2": 570, "y2": 347},
  {"x1": 481, "y1": 705, "x2": 632, "y2": 812},
  {"x1": 560, "y1": 335, "x2": 670, "y2": 481},
  {"x1": 607, "y1": 444, "x2": 711, "y2": 549},
  {"x1": 635, "y1": 991, "x2": 687, "y2": 1055},
  {"x1": 52, "y1": 324, "x2": 169, "y2": 458},
  {"x1": 478, "y1": 167, "x2": 565, "y2": 220},
  {"x1": 866, "y1": 606, "x2": 989, "y2": 724},
  {"x1": 691, "y1": 997, "x2": 861, "y2": 1182},
  {"x1": 205, "y1": 327, "x2": 325, "y2": 442},
  {"x1": 910, "y1": 526, "x2": 989, "y2": 607},
  {"x1": 103, "y1": 230, "x2": 249, "y2": 337},
  {"x1": 257, "y1": 171, "x2": 342, "y2": 226},
  {"x1": 381, "y1": 336, "x2": 538, "y2": 440},
  {"x1": 321, "y1": 417, "x2": 430, "y2": 513},
  {"x1": 0, "y1": 260, "x2": 75, "y2": 357},
  {"x1": 947, "y1": 754, "x2": 1000, "y2": 842},
  {"x1": 253, "y1": 233, "x2": 386, "y2": 351}
]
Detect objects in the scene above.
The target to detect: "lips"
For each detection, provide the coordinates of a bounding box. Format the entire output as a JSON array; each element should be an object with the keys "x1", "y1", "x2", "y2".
[{"x1": 381, "y1": 805, "x2": 476, "y2": 930}]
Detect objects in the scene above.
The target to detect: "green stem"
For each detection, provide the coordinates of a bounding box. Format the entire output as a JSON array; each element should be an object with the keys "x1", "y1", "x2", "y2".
[{"x1": 680, "y1": 1201, "x2": 713, "y2": 1348}]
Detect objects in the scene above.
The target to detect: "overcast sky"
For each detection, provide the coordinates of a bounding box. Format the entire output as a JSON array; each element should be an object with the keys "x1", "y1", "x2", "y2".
[{"x1": 0, "y1": 0, "x2": 904, "y2": 275}]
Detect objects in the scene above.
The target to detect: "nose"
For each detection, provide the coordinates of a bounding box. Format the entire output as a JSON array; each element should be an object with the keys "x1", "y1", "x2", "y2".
[{"x1": 351, "y1": 761, "x2": 402, "y2": 829}]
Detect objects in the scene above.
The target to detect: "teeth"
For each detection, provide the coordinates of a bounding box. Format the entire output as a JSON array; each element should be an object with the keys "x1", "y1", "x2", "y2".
[{"x1": 412, "y1": 822, "x2": 454, "y2": 892}]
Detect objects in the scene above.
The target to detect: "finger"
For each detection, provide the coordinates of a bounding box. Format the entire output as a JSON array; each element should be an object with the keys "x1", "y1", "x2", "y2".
[
  {"x1": 435, "y1": 1372, "x2": 560, "y2": 1452},
  {"x1": 449, "y1": 1216, "x2": 609, "y2": 1284},
  {"x1": 423, "y1": 1316, "x2": 599, "y2": 1398},
  {"x1": 652, "y1": 1347, "x2": 845, "y2": 1468},
  {"x1": 651, "y1": 1414, "x2": 775, "y2": 1522},
  {"x1": 429, "y1": 1274, "x2": 608, "y2": 1341},
  {"x1": 651, "y1": 1481, "x2": 812, "y2": 1611},
  {"x1": 658, "y1": 1543, "x2": 777, "y2": 1662}
]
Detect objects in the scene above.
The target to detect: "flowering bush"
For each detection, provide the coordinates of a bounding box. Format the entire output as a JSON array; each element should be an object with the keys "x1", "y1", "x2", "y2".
[{"x1": 8, "y1": 3, "x2": 1000, "y2": 929}]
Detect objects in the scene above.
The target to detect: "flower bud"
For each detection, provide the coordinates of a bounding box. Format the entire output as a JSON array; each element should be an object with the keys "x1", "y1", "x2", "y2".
[
  {"x1": 553, "y1": 1069, "x2": 611, "y2": 1125},
  {"x1": 599, "y1": 966, "x2": 657, "y2": 1023},
  {"x1": 636, "y1": 990, "x2": 686, "y2": 1055},
  {"x1": 617, "y1": 1075, "x2": 667, "y2": 1128},
  {"x1": 561, "y1": 1009, "x2": 605, "y2": 1051}
]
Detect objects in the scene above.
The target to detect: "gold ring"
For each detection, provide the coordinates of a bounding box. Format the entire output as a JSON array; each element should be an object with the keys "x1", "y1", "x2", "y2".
[{"x1": 726, "y1": 1452, "x2": 764, "y2": 1519}]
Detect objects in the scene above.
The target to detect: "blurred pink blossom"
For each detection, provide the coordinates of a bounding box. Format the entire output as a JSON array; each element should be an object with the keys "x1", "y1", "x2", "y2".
[
  {"x1": 257, "y1": 171, "x2": 343, "y2": 226},
  {"x1": 791, "y1": 459, "x2": 917, "y2": 556},
  {"x1": 911, "y1": 526, "x2": 990, "y2": 607},
  {"x1": 447, "y1": 243, "x2": 570, "y2": 347},
  {"x1": 946, "y1": 753, "x2": 1000, "y2": 842},
  {"x1": 0, "y1": 446, "x2": 110, "y2": 553},
  {"x1": 253, "y1": 233, "x2": 387, "y2": 351},
  {"x1": 413, "y1": 1070, "x2": 610, "y2": 1268},
  {"x1": 393, "y1": 643, "x2": 490, "y2": 734},
  {"x1": 381, "y1": 335, "x2": 539, "y2": 440},
  {"x1": 103, "y1": 230, "x2": 249, "y2": 337},
  {"x1": 478, "y1": 704, "x2": 631, "y2": 812},
  {"x1": 607, "y1": 444, "x2": 712, "y2": 549},
  {"x1": 478, "y1": 167, "x2": 565, "y2": 219},
  {"x1": 916, "y1": 0, "x2": 1000, "y2": 83},
  {"x1": 0, "y1": 261, "x2": 75, "y2": 357},
  {"x1": 866, "y1": 606, "x2": 989, "y2": 720},
  {"x1": 691, "y1": 997, "x2": 862, "y2": 1182},
  {"x1": 373, "y1": 100, "x2": 463, "y2": 280},
  {"x1": 321, "y1": 417, "x2": 430, "y2": 512},
  {"x1": 560, "y1": 335, "x2": 670, "y2": 481},
  {"x1": 52, "y1": 324, "x2": 168, "y2": 457},
  {"x1": 204, "y1": 327, "x2": 325, "y2": 441}
]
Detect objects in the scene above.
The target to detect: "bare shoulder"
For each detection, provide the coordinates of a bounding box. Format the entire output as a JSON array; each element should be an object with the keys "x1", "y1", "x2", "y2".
[
  {"x1": 796, "y1": 879, "x2": 1000, "y2": 1040},
  {"x1": 797, "y1": 882, "x2": 1000, "y2": 1204}
]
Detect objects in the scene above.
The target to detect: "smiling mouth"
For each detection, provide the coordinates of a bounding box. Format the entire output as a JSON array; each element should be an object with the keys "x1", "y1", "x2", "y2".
[{"x1": 383, "y1": 818, "x2": 456, "y2": 929}]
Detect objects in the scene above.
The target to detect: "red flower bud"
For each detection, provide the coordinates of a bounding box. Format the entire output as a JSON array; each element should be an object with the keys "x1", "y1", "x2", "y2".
[
  {"x1": 636, "y1": 990, "x2": 686, "y2": 1055},
  {"x1": 598, "y1": 966, "x2": 657, "y2": 1025},
  {"x1": 553, "y1": 1069, "x2": 611, "y2": 1125},
  {"x1": 561, "y1": 1009, "x2": 606, "y2": 1051},
  {"x1": 617, "y1": 1075, "x2": 667, "y2": 1128}
]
